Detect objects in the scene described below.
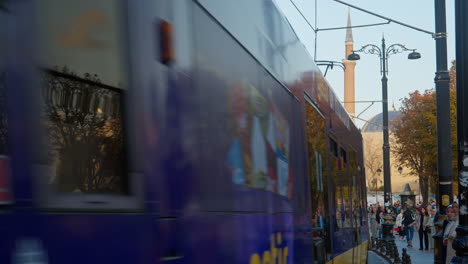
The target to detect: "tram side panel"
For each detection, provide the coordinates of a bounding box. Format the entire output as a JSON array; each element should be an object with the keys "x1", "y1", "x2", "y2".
[{"x1": 184, "y1": 2, "x2": 313, "y2": 263}]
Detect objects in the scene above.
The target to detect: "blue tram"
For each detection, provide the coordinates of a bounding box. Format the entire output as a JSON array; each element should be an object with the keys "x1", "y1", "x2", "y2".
[{"x1": 0, "y1": 0, "x2": 368, "y2": 263}]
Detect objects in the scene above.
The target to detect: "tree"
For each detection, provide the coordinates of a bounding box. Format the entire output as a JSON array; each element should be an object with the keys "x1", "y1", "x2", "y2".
[
  {"x1": 392, "y1": 90, "x2": 437, "y2": 206},
  {"x1": 450, "y1": 60, "x2": 456, "y2": 91},
  {"x1": 449, "y1": 60, "x2": 459, "y2": 195},
  {"x1": 392, "y1": 60, "x2": 457, "y2": 205}
]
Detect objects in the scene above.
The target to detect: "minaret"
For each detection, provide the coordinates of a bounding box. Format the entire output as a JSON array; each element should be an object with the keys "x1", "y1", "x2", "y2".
[{"x1": 343, "y1": 9, "x2": 356, "y2": 120}]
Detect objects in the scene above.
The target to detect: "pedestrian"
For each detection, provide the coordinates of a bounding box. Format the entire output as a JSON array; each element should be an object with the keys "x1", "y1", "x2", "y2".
[
  {"x1": 378, "y1": 211, "x2": 384, "y2": 239},
  {"x1": 416, "y1": 207, "x2": 429, "y2": 250},
  {"x1": 444, "y1": 205, "x2": 458, "y2": 264},
  {"x1": 344, "y1": 207, "x2": 352, "y2": 228},
  {"x1": 335, "y1": 210, "x2": 343, "y2": 229},
  {"x1": 396, "y1": 210, "x2": 405, "y2": 240},
  {"x1": 376, "y1": 206, "x2": 382, "y2": 237},
  {"x1": 370, "y1": 207, "x2": 378, "y2": 238},
  {"x1": 453, "y1": 202, "x2": 460, "y2": 221},
  {"x1": 402, "y1": 205, "x2": 415, "y2": 248}
]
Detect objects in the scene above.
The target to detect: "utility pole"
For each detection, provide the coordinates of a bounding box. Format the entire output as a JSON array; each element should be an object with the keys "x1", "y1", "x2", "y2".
[
  {"x1": 433, "y1": 1, "x2": 453, "y2": 263},
  {"x1": 452, "y1": 0, "x2": 468, "y2": 262},
  {"x1": 348, "y1": 39, "x2": 420, "y2": 242}
]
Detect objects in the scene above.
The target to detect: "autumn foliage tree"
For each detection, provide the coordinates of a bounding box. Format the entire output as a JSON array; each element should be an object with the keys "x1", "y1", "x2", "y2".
[
  {"x1": 392, "y1": 61, "x2": 457, "y2": 205},
  {"x1": 392, "y1": 90, "x2": 437, "y2": 205}
]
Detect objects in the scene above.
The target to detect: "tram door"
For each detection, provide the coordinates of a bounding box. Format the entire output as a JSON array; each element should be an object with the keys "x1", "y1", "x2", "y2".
[{"x1": 304, "y1": 99, "x2": 331, "y2": 263}]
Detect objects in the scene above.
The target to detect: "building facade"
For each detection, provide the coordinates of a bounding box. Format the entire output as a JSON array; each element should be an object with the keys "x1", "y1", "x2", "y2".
[{"x1": 362, "y1": 110, "x2": 420, "y2": 203}]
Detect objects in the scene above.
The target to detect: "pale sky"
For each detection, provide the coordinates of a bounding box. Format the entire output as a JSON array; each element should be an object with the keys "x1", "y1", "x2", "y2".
[{"x1": 275, "y1": 0, "x2": 456, "y2": 129}]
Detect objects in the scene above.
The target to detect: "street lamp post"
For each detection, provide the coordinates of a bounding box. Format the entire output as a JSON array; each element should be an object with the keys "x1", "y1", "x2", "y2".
[{"x1": 348, "y1": 37, "x2": 420, "y2": 242}]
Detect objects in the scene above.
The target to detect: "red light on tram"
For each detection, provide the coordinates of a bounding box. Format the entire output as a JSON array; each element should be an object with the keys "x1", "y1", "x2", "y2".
[
  {"x1": 0, "y1": 156, "x2": 11, "y2": 204},
  {"x1": 160, "y1": 20, "x2": 174, "y2": 65}
]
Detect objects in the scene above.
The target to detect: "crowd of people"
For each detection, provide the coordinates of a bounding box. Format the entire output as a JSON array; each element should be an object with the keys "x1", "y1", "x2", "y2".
[{"x1": 368, "y1": 201, "x2": 460, "y2": 264}]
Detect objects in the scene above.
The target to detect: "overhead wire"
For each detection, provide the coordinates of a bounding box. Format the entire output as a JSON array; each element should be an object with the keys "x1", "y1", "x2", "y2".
[{"x1": 289, "y1": 0, "x2": 317, "y2": 32}]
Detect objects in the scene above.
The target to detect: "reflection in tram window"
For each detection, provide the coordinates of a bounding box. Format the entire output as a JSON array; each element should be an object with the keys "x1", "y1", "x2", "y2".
[
  {"x1": 36, "y1": 0, "x2": 125, "y2": 88},
  {"x1": 305, "y1": 101, "x2": 332, "y2": 260},
  {"x1": 349, "y1": 150, "x2": 360, "y2": 227},
  {"x1": 305, "y1": 102, "x2": 327, "y2": 229},
  {"x1": 330, "y1": 149, "x2": 343, "y2": 230},
  {"x1": 36, "y1": 1, "x2": 128, "y2": 194},
  {"x1": 335, "y1": 210, "x2": 343, "y2": 229},
  {"x1": 341, "y1": 148, "x2": 352, "y2": 229}
]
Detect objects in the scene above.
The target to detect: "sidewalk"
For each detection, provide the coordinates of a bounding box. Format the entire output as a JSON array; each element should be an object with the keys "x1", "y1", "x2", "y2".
[
  {"x1": 394, "y1": 235, "x2": 434, "y2": 264},
  {"x1": 368, "y1": 250, "x2": 390, "y2": 264}
]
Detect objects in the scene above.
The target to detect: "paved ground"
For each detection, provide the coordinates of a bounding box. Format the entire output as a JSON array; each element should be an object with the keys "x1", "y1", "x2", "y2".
[
  {"x1": 394, "y1": 235, "x2": 434, "y2": 264},
  {"x1": 368, "y1": 250, "x2": 389, "y2": 264}
]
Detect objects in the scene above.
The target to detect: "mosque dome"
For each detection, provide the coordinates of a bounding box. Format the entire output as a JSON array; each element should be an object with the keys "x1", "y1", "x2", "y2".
[{"x1": 361, "y1": 110, "x2": 401, "y2": 133}]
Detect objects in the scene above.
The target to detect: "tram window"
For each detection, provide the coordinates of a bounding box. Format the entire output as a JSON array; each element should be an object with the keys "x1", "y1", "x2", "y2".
[
  {"x1": 35, "y1": 1, "x2": 139, "y2": 209},
  {"x1": 330, "y1": 155, "x2": 343, "y2": 230},
  {"x1": 340, "y1": 148, "x2": 347, "y2": 166},
  {"x1": 41, "y1": 71, "x2": 128, "y2": 195},
  {"x1": 343, "y1": 178, "x2": 352, "y2": 228},
  {"x1": 329, "y1": 138, "x2": 338, "y2": 157},
  {"x1": 305, "y1": 102, "x2": 328, "y2": 229},
  {"x1": 304, "y1": 100, "x2": 332, "y2": 258},
  {"x1": 349, "y1": 150, "x2": 359, "y2": 227},
  {"x1": 358, "y1": 164, "x2": 366, "y2": 225}
]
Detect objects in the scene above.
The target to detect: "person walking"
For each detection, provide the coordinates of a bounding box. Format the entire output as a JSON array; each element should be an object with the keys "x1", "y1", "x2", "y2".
[
  {"x1": 395, "y1": 210, "x2": 404, "y2": 240},
  {"x1": 402, "y1": 205, "x2": 415, "y2": 248},
  {"x1": 444, "y1": 205, "x2": 458, "y2": 264},
  {"x1": 416, "y1": 207, "x2": 429, "y2": 250},
  {"x1": 370, "y1": 207, "x2": 378, "y2": 238},
  {"x1": 378, "y1": 211, "x2": 384, "y2": 239},
  {"x1": 427, "y1": 206, "x2": 436, "y2": 250},
  {"x1": 453, "y1": 202, "x2": 460, "y2": 221}
]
